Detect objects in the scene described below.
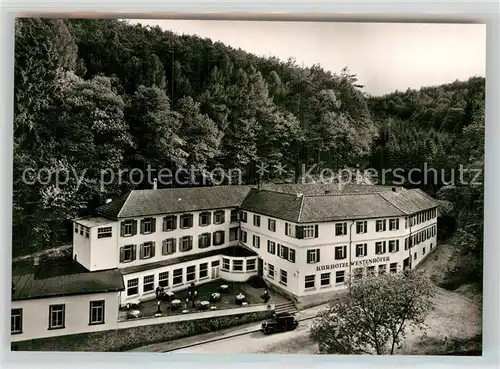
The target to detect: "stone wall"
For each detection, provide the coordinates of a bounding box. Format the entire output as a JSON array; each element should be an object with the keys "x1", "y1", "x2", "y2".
[{"x1": 11, "y1": 310, "x2": 271, "y2": 352}]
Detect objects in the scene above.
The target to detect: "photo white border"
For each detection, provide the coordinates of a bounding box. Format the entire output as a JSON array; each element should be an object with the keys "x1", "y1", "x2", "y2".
[{"x1": 1, "y1": 1, "x2": 499, "y2": 368}]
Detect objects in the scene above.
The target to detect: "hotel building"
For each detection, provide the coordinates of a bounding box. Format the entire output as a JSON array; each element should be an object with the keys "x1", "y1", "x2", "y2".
[{"x1": 11, "y1": 183, "x2": 438, "y2": 341}]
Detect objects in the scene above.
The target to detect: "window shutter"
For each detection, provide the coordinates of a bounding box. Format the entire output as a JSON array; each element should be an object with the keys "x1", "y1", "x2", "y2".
[
  {"x1": 306, "y1": 250, "x2": 311, "y2": 263},
  {"x1": 140, "y1": 220, "x2": 145, "y2": 234},
  {"x1": 396, "y1": 240, "x2": 399, "y2": 252},
  {"x1": 296, "y1": 225, "x2": 304, "y2": 239},
  {"x1": 198, "y1": 234, "x2": 203, "y2": 248},
  {"x1": 383, "y1": 241, "x2": 386, "y2": 253},
  {"x1": 162, "y1": 217, "x2": 167, "y2": 232},
  {"x1": 314, "y1": 224, "x2": 319, "y2": 238},
  {"x1": 317, "y1": 248, "x2": 321, "y2": 262},
  {"x1": 151, "y1": 218, "x2": 156, "y2": 233},
  {"x1": 221, "y1": 231, "x2": 225, "y2": 244},
  {"x1": 132, "y1": 244, "x2": 137, "y2": 260},
  {"x1": 199, "y1": 214, "x2": 203, "y2": 226},
  {"x1": 119, "y1": 247, "x2": 124, "y2": 262},
  {"x1": 172, "y1": 215, "x2": 177, "y2": 230},
  {"x1": 120, "y1": 222, "x2": 125, "y2": 237},
  {"x1": 364, "y1": 244, "x2": 367, "y2": 256},
  {"x1": 290, "y1": 249, "x2": 295, "y2": 263},
  {"x1": 132, "y1": 220, "x2": 138, "y2": 235},
  {"x1": 285, "y1": 223, "x2": 289, "y2": 236},
  {"x1": 221, "y1": 211, "x2": 225, "y2": 224},
  {"x1": 189, "y1": 214, "x2": 194, "y2": 227},
  {"x1": 151, "y1": 242, "x2": 156, "y2": 257},
  {"x1": 172, "y1": 238, "x2": 177, "y2": 253},
  {"x1": 162, "y1": 240, "x2": 167, "y2": 255},
  {"x1": 342, "y1": 246, "x2": 346, "y2": 257},
  {"x1": 189, "y1": 236, "x2": 193, "y2": 250},
  {"x1": 139, "y1": 244, "x2": 144, "y2": 259},
  {"x1": 207, "y1": 233, "x2": 212, "y2": 247}
]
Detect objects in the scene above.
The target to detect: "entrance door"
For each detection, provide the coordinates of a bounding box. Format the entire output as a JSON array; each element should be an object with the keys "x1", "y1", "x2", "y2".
[
  {"x1": 403, "y1": 257, "x2": 411, "y2": 270},
  {"x1": 257, "y1": 258, "x2": 264, "y2": 277},
  {"x1": 211, "y1": 266, "x2": 220, "y2": 279}
]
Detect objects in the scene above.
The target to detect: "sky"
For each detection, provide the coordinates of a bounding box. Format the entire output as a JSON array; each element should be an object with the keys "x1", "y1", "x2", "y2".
[{"x1": 129, "y1": 20, "x2": 486, "y2": 96}]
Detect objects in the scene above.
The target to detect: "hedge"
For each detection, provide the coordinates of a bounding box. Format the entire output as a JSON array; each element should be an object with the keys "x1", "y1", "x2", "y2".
[{"x1": 12, "y1": 310, "x2": 271, "y2": 352}]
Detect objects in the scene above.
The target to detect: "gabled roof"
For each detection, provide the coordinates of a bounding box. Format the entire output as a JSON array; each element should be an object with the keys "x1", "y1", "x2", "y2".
[
  {"x1": 12, "y1": 258, "x2": 124, "y2": 301},
  {"x1": 259, "y1": 183, "x2": 400, "y2": 196},
  {"x1": 240, "y1": 188, "x2": 303, "y2": 223},
  {"x1": 97, "y1": 185, "x2": 253, "y2": 219},
  {"x1": 299, "y1": 193, "x2": 406, "y2": 223},
  {"x1": 378, "y1": 188, "x2": 439, "y2": 214}
]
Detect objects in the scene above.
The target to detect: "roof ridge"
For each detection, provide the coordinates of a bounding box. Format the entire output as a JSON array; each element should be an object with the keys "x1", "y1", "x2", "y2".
[
  {"x1": 376, "y1": 192, "x2": 408, "y2": 215},
  {"x1": 117, "y1": 190, "x2": 133, "y2": 218},
  {"x1": 304, "y1": 192, "x2": 379, "y2": 198}
]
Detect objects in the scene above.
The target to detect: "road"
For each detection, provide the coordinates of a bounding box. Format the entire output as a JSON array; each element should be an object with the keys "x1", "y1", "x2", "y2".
[{"x1": 172, "y1": 319, "x2": 318, "y2": 354}]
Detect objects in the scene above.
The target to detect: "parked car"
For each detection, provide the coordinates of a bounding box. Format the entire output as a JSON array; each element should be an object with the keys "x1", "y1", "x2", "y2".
[{"x1": 261, "y1": 313, "x2": 298, "y2": 334}]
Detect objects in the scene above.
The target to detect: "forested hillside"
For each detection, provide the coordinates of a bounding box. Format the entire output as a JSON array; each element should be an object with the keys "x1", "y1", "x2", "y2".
[{"x1": 13, "y1": 19, "x2": 484, "y2": 291}]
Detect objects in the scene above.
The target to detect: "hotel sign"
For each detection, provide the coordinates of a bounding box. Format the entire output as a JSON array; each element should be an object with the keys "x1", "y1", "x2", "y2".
[{"x1": 316, "y1": 256, "x2": 391, "y2": 271}]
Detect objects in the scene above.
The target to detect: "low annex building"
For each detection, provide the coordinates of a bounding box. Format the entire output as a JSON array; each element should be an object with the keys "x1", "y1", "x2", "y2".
[{"x1": 11, "y1": 183, "x2": 439, "y2": 340}]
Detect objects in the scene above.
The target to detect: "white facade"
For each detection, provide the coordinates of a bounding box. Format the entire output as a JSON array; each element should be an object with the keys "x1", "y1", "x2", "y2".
[
  {"x1": 240, "y1": 208, "x2": 438, "y2": 300},
  {"x1": 11, "y1": 291, "x2": 120, "y2": 342}
]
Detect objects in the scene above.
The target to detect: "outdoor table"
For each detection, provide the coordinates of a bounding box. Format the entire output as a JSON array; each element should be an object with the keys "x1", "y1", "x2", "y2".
[
  {"x1": 241, "y1": 302, "x2": 248, "y2": 307},
  {"x1": 128, "y1": 310, "x2": 140, "y2": 318},
  {"x1": 220, "y1": 284, "x2": 229, "y2": 293},
  {"x1": 182, "y1": 309, "x2": 189, "y2": 314},
  {"x1": 210, "y1": 306, "x2": 217, "y2": 310},
  {"x1": 165, "y1": 291, "x2": 175, "y2": 298},
  {"x1": 171, "y1": 299, "x2": 181, "y2": 310},
  {"x1": 200, "y1": 301, "x2": 210, "y2": 310},
  {"x1": 235, "y1": 293, "x2": 246, "y2": 305},
  {"x1": 210, "y1": 292, "x2": 221, "y2": 302}
]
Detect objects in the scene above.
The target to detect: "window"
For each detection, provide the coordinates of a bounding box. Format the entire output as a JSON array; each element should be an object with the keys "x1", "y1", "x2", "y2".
[
  {"x1": 390, "y1": 263, "x2": 398, "y2": 274},
  {"x1": 162, "y1": 238, "x2": 176, "y2": 255},
  {"x1": 89, "y1": 301, "x2": 105, "y2": 325},
  {"x1": 127, "y1": 278, "x2": 139, "y2": 296},
  {"x1": 305, "y1": 275, "x2": 315, "y2": 289},
  {"x1": 268, "y1": 264, "x2": 275, "y2": 278},
  {"x1": 80, "y1": 225, "x2": 84, "y2": 235},
  {"x1": 214, "y1": 210, "x2": 225, "y2": 225},
  {"x1": 222, "y1": 258, "x2": 230, "y2": 271},
  {"x1": 335, "y1": 222, "x2": 347, "y2": 236},
  {"x1": 230, "y1": 209, "x2": 239, "y2": 222},
  {"x1": 320, "y1": 273, "x2": 331, "y2": 286},
  {"x1": 388, "y1": 240, "x2": 399, "y2": 253},
  {"x1": 180, "y1": 236, "x2": 193, "y2": 252},
  {"x1": 253, "y1": 215, "x2": 261, "y2": 227},
  {"x1": 355, "y1": 243, "x2": 367, "y2": 257},
  {"x1": 163, "y1": 215, "x2": 177, "y2": 231},
  {"x1": 423, "y1": 247, "x2": 426, "y2": 255},
  {"x1": 240, "y1": 211, "x2": 248, "y2": 223},
  {"x1": 211, "y1": 260, "x2": 220, "y2": 267},
  {"x1": 143, "y1": 275, "x2": 154, "y2": 293},
  {"x1": 252, "y1": 235, "x2": 260, "y2": 248},
  {"x1": 354, "y1": 268, "x2": 363, "y2": 280},
  {"x1": 199, "y1": 233, "x2": 211, "y2": 249},
  {"x1": 367, "y1": 266, "x2": 376, "y2": 275},
  {"x1": 49, "y1": 304, "x2": 65, "y2": 329},
  {"x1": 180, "y1": 214, "x2": 193, "y2": 229},
  {"x1": 213, "y1": 231, "x2": 225, "y2": 246},
  {"x1": 140, "y1": 242, "x2": 155, "y2": 259},
  {"x1": 199, "y1": 212, "x2": 211, "y2": 226},
  {"x1": 285, "y1": 223, "x2": 295, "y2": 237},
  {"x1": 278, "y1": 244, "x2": 290, "y2": 260},
  {"x1": 378, "y1": 264, "x2": 387, "y2": 275},
  {"x1": 389, "y1": 218, "x2": 399, "y2": 231},
  {"x1": 335, "y1": 245, "x2": 347, "y2": 260},
  {"x1": 356, "y1": 221, "x2": 367, "y2": 234},
  {"x1": 267, "y1": 240, "x2": 276, "y2": 254},
  {"x1": 289, "y1": 249, "x2": 296, "y2": 263},
  {"x1": 121, "y1": 220, "x2": 136, "y2": 237},
  {"x1": 120, "y1": 245, "x2": 136, "y2": 263},
  {"x1": 141, "y1": 218, "x2": 155, "y2": 234},
  {"x1": 268, "y1": 218, "x2": 276, "y2": 232},
  {"x1": 173, "y1": 268, "x2": 183, "y2": 285},
  {"x1": 375, "y1": 241, "x2": 386, "y2": 255},
  {"x1": 303, "y1": 225, "x2": 315, "y2": 239},
  {"x1": 335, "y1": 271, "x2": 345, "y2": 284},
  {"x1": 199, "y1": 263, "x2": 208, "y2": 279},
  {"x1": 404, "y1": 238, "x2": 409, "y2": 250},
  {"x1": 159, "y1": 271, "x2": 169, "y2": 287},
  {"x1": 280, "y1": 270, "x2": 288, "y2": 285},
  {"x1": 85, "y1": 227, "x2": 89, "y2": 238},
  {"x1": 229, "y1": 227, "x2": 239, "y2": 241},
  {"x1": 246, "y1": 259, "x2": 256, "y2": 271},
  {"x1": 74, "y1": 224, "x2": 78, "y2": 233},
  {"x1": 376, "y1": 220, "x2": 387, "y2": 232},
  {"x1": 307, "y1": 249, "x2": 320, "y2": 264},
  {"x1": 186, "y1": 266, "x2": 196, "y2": 281},
  {"x1": 97, "y1": 227, "x2": 112, "y2": 239},
  {"x1": 233, "y1": 260, "x2": 243, "y2": 271},
  {"x1": 11, "y1": 309, "x2": 22, "y2": 334},
  {"x1": 414, "y1": 252, "x2": 417, "y2": 260},
  {"x1": 240, "y1": 230, "x2": 247, "y2": 243}
]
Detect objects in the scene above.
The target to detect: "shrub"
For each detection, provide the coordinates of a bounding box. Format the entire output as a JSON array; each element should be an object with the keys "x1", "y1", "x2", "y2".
[{"x1": 246, "y1": 275, "x2": 268, "y2": 289}]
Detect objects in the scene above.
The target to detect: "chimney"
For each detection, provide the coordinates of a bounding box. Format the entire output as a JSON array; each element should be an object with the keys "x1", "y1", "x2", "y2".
[
  {"x1": 105, "y1": 198, "x2": 112, "y2": 204},
  {"x1": 153, "y1": 178, "x2": 158, "y2": 190}
]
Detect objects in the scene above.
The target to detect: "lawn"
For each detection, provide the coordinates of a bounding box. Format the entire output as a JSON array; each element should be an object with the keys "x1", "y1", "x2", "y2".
[{"x1": 119, "y1": 279, "x2": 260, "y2": 320}]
